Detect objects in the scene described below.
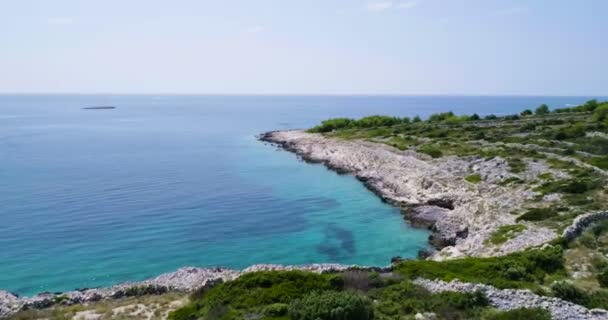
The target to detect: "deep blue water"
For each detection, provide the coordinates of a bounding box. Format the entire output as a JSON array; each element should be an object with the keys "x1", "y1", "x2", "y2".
[{"x1": 1, "y1": 95, "x2": 605, "y2": 296}]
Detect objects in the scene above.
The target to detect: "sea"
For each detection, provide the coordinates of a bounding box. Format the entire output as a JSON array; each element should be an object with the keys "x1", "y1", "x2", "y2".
[{"x1": 1, "y1": 95, "x2": 605, "y2": 296}]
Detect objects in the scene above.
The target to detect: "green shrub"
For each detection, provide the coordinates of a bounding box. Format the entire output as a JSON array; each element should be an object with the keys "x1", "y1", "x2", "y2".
[
  {"x1": 170, "y1": 271, "x2": 342, "y2": 319},
  {"x1": 536, "y1": 104, "x2": 550, "y2": 115},
  {"x1": 308, "y1": 118, "x2": 353, "y2": 133},
  {"x1": 264, "y1": 303, "x2": 289, "y2": 317},
  {"x1": 465, "y1": 174, "x2": 482, "y2": 184},
  {"x1": 516, "y1": 208, "x2": 557, "y2": 222},
  {"x1": 354, "y1": 115, "x2": 402, "y2": 128},
  {"x1": 551, "y1": 282, "x2": 589, "y2": 306},
  {"x1": 371, "y1": 280, "x2": 489, "y2": 319},
  {"x1": 598, "y1": 270, "x2": 608, "y2": 288},
  {"x1": 396, "y1": 246, "x2": 564, "y2": 290},
  {"x1": 520, "y1": 109, "x2": 533, "y2": 116},
  {"x1": 288, "y1": 291, "x2": 374, "y2": 320},
  {"x1": 428, "y1": 111, "x2": 456, "y2": 122},
  {"x1": 507, "y1": 158, "x2": 526, "y2": 173},
  {"x1": 486, "y1": 307, "x2": 551, "y2": 320},
  {"x1": 418, "y1": 145, "x2": 443, "y2": 158}
]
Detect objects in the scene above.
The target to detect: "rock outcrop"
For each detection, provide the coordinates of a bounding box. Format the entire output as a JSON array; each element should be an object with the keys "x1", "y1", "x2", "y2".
[
  {"x1": 414, "y1": 278, "x2": 608, "y2": 320},
  {"x1": 563, "y1": 211, "x2": 608, "y2": 241},
  {"x1": 260, "y1": 130, "x2": 557, "y2": 260}
]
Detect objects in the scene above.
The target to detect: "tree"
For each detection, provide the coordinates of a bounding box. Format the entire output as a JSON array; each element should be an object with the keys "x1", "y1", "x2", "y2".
[
  {"x1": 412, "y1": 115, "x2": 422, "y2": 123},
  {"x1": 402, "y1": 117, "x2": 411, "y2": 124},
  {"x1": 535, "y1": 104, "x2": 550, "y2": 115},
  {"x1": 469, "y1": 113, "x2": 480, "y2": 121},
  {"x1": 521, "y1": 109, "x2": 533, "y2": 116}
]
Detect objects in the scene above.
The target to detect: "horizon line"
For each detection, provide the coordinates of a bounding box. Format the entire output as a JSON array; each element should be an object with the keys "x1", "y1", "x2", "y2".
[{"x1": 1, "y1": 92, "x2": 607, "y2": 97}]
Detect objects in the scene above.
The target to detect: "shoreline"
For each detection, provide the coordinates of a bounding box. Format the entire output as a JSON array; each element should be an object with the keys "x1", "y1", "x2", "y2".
[
  {"x1": 258, "y1": 130, "x2": 560, "y2": 260},
  {"x1": 5, "y1": 128, "x2": 608, "y2": 318},
  {"x1": 0, "y1": 263, "x2": 389, "y2": 318}
]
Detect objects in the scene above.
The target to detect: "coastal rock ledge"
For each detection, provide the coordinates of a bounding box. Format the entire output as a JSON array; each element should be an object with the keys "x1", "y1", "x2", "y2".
[
  {"x1": 259, "y1": 130, "x2": 559, "y2": 260},
  {"x1": 0, "y1": 264, "x2": 380, "y2": 318}
]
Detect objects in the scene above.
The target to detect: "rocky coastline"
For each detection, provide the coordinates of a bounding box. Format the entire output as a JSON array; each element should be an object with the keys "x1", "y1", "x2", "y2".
[
  {"x1": 259, "y1": 130, "x2": 559, "y2": 260},
  {"x1": 4, "y1": 129, "x2": 605, "y2": 318},
  {"x1": 0, "y1": 264, "x2": 385, "y2": 318}
]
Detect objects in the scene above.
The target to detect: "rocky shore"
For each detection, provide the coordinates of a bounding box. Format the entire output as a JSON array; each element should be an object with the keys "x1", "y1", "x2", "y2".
[
  {"x1": 414, "y1": 278, "x2": 608, "y2": 320},
  {"x1": 259, "y1": 130, "x2": 559, "y2": 260},
  {"x1": 0, "y1": 264, "x2": 383, "y2": 318}
]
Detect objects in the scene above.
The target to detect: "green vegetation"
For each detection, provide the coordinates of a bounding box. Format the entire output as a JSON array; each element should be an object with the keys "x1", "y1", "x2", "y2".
[
  {"x1": 516, "y1": 208, "x2": 557, "y2": 222},
  {"x1": 307, "y1": 99, "x2": 608, "y2": 232},
  {"x1": 465, "y1": 174, "x2": 482, "y2": 184},
  {"x1": 289, "y1": 291, "x2": 374, "y2": 320},
  {"x1": 165, "y1": 246, "x2": 608, "y2": 320},
  {"x1": 535, "y1": 104, "x2": 550, "y2": 115},
  {"x1": 486, "y1": 308, "x2": 551, "y2": 320},
  {"x1": 396, "y1": 246, "x2": 565, "y2": 290},
  {"x1": 487, "y1": 225, "x2": 527, "y2": 245},
  {"x1": 418, "y1": 144, "x2": 443, "y2": 158},
  {"x1": 308, "y1": 115, "x2": 405, "y2": 133}
]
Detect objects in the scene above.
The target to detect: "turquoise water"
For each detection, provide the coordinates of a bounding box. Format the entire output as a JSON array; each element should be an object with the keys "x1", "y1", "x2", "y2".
[{"x1": 1, "y1": 95, "x2": 605, "y2": 296}]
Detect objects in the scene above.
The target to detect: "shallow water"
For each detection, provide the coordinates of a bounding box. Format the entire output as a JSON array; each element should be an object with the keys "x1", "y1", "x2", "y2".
[{"x1": 0, "y1": 95, "x2": 603, "y2": 296}]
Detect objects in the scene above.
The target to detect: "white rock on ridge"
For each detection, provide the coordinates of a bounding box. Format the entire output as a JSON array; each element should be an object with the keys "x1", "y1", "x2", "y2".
[
  {"x1": 260, "y1": 130, "x2": 557, "y2": 260},
  {"x1": 414, "y1": 278, "x2": 608, "y2": 320}
]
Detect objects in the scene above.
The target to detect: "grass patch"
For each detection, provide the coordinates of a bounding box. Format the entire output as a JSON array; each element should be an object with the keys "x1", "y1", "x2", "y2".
[
  {"x1": 516, "y1": 208, "x2": 558, "y2": 222},
  {"x1": 465, "y1": 174, "x2": 482, "y2": 184},
  {"x1": 487, "y1": 225, "x2": 527, "y2": 245},
  {"x1": 417, "y1": 144, "x2": 443, "y2": 158}
]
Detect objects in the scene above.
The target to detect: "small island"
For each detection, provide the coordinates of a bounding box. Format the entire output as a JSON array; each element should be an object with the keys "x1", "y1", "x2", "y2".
[{"x1": 82, "y1": 106, "x2": 116, "y2": 110}]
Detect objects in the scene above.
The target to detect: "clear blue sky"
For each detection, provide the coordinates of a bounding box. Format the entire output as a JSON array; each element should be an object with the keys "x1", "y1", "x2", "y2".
[{"x1": 1, "y1": 0, "x2": 606, "y2": 95}]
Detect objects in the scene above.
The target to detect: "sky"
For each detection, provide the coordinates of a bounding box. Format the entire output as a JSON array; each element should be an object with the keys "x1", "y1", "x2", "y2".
[{"x1": 0, "y1": 0, "x2": 607, "y2": 95}]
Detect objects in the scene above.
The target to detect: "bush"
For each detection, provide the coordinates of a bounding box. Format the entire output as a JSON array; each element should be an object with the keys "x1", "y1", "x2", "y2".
[
  {"x1": 396, "y1": 246, "x2": 564, "y2": 290},
  {"x1": 288, "y1": 291, "x2": 374, "y2": 320},
  {"x1": 487, "y1": 307, "x2": 551, "y2": 320},
  {"x1": 428, "y1": 111, "x2": 455, "y2": 122},
  {"x1": 594, "y1": 105, "x2": 608, "y2": 123},
  {"x1": 309, "y1": 118, "x2": 353, "y2": 133},
  {"x1": 418, "y1": 145, "x2": 443, "y2": 158},
  {"x1": 170, "y1": 271, "x2": 342, "y2": 319},
  {"x1": 354, "y1": 115, "x2": 402, "y2": 128},
  {"x1": 520, "y1": 109, "x2": 533, "y2": 116},
  {"x1": 516, "y1": 208, "x2": 557, "y2": 222},
  {"x1": 264, "y1": 303, "x2": 289, "y2": 317},
  {"x1": 551, "y1": 282, "x2": 588, "y2": 306},
  {"x1": 535, "y1": 104, "x2": 550, "y2": 115},
  {"x1": 598, "y1": 270, "x2": 608, "y2": 288}
]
